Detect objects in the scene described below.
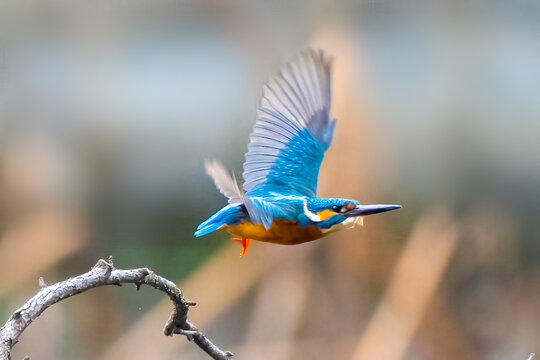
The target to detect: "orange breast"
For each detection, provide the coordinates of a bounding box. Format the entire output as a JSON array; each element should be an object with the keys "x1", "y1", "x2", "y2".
[{"x1": 223, "y1": 220, "x2": 329, "y2": 245}]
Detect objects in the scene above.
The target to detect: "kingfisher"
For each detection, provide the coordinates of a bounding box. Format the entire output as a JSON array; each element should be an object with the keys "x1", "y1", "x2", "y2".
[{"x1": 195, "y1": 49, "x2": 401, "y2": 257}]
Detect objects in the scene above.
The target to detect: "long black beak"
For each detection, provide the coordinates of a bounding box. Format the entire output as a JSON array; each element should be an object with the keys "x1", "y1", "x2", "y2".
[{"x1": 342, "y1": 204, "x2": 402, "y2": 217}]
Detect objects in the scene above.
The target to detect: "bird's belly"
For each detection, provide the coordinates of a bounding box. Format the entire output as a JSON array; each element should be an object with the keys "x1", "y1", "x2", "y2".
[{"x1": 223, "y1": 220, "x2": 327, "y2": 245}]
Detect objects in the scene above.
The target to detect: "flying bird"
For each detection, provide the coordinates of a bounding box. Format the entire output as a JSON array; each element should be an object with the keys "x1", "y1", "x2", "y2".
[{"x1": 195, "y1": 49, "x2": 401, "y2": 257}]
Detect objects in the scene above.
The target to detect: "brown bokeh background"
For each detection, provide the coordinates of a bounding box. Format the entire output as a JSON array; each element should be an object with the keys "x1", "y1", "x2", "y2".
[{"x1": 0, "y1": 1, "x2": 539, "y2": 359}]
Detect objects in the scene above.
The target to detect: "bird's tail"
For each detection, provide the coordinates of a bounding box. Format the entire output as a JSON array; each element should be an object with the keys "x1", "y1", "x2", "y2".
[{"x1": 194, "y1": 203, "x2": 244, "y2": 237}]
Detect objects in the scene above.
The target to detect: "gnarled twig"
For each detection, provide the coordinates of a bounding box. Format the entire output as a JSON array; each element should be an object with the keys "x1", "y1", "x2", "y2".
[{"x1": 0, "y1": 257, "x2": 233, "y2": 360}]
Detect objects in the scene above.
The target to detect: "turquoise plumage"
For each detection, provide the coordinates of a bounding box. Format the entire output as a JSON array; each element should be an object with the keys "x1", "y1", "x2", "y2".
[{"x1": 195, "y1": 49, "x2": 400, "y2": 256}]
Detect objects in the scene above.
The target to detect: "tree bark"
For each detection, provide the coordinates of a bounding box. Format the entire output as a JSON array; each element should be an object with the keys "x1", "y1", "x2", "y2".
[{"x1": 0, "y1": 257, "x2": 233, "y2": 360}]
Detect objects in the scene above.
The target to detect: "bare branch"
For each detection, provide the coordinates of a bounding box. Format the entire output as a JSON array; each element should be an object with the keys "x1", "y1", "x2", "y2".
[{"x1": 0, "y1": 257, "x2": 233, "y2": 360}]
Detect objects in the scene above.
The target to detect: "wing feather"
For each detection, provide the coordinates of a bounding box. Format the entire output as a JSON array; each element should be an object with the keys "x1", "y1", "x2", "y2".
[
  {"x1": 204, "y1": 160, "x2": 244, "y2": 204},
  {"x1": 242, "y1": 49, "x2": 336, "y2": 227}
]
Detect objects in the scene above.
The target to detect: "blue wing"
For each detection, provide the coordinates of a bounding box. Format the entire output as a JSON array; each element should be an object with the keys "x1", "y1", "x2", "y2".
[{"x1": 242, "y1": 49, "x2": 336, "y2": 228}]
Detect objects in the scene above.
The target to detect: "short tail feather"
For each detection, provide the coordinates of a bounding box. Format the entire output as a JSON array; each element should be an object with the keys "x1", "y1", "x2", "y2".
[{"x1": 194, "y1": 203, "x2": 243, "y2": 237}]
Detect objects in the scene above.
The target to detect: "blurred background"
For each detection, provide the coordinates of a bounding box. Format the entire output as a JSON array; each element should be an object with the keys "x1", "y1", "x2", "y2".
[{"x1": 0, "y1": 0, "x2": 539, "y2": 359}]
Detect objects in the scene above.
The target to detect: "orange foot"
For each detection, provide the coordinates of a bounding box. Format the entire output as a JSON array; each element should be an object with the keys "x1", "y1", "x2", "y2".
[{"x1": 233, "y1": 238, "x2": 253, "y2": 257}]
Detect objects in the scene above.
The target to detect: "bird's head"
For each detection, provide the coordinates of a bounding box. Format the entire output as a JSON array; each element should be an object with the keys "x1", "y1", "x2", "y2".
[{"x1": 306, "y1": 198, "x2": 401, "y2": 220}]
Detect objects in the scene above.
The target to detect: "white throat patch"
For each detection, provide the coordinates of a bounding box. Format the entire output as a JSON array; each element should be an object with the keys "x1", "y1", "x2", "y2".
[{"x1": 303, "y1": 199, "x2": 321, "y2": 222}]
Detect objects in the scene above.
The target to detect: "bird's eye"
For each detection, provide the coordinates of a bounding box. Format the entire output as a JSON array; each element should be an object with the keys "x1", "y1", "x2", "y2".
[
  {"x1": 332, "y1": 205, "x2": 341, "y2": 212},
  {"x1": 344, "y1": 202, "x2": 356, "y2": 211}
]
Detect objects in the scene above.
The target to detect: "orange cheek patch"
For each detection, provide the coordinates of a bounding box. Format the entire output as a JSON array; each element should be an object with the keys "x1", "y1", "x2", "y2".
[{"x1": 317, "y1": 210, "x2": 337, "y2": 221}]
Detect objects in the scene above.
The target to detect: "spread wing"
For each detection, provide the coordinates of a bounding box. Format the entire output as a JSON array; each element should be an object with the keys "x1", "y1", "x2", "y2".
[
  {"x1": 205, "y1": 160, "x2": 244, "y2": 204},
  {"x1": 243, "y1": 49, "x2": 335, "y2": 197},
  {"x1": 242, "y1": 49, "x2": 336, "y2": 228}
]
